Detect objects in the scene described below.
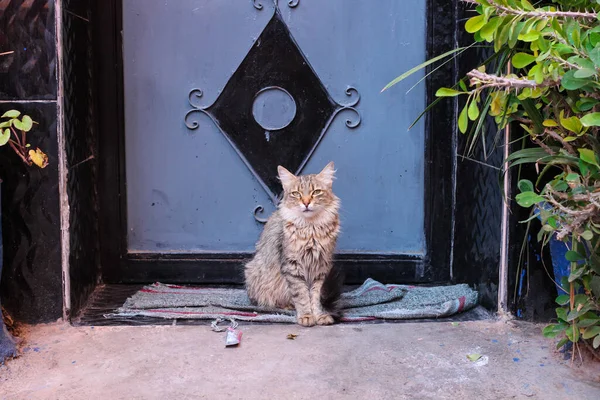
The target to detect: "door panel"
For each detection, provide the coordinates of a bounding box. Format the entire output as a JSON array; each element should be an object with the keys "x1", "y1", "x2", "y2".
[
  {"x1": 122, "y1": 0, "x2": 426, "y2": 255},
  {"x1": 97, "y1": 0, "x2": 456, "y2": 284}
]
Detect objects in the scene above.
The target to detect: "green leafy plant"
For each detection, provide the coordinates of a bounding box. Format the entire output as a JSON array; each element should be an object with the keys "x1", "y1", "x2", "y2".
[
  {"x1": 384, "y1": 0, "x2": 600, "y2": 354},
  {"x1": 0, "y1": 110, "x2": 48, "y2": 169}
]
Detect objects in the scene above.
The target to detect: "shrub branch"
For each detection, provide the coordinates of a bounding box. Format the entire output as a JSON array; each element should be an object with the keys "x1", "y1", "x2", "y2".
[
  {"x1": 463, "y1": 0, "x2": 598, "y2": 20},
  {"x1": 467, "y1": 70, "x2": 559, "y2": 90}
]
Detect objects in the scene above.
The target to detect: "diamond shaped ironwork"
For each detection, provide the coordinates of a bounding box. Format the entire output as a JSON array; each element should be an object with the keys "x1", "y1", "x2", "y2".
[{"x1": 184, "y1": 3, "x2": 360, "y2": 208}]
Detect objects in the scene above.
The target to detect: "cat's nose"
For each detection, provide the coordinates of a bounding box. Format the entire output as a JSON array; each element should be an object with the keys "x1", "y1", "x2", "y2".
[{"x1": 302, "y1": 197, "x2": 311, "y2": 207}]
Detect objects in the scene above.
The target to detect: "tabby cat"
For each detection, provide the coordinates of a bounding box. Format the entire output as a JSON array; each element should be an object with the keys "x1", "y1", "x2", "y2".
[{"x1": 244, "y1": 162, "x2": 342, "y2": 326}]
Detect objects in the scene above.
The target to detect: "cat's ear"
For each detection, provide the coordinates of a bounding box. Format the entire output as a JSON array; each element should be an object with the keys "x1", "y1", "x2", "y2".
[
  {"x1": 318, "y1": 161, "x2": 336, "y2": 187},
  {"x1": 277, "y1": 165, "x2": 297, "y2": 189}
]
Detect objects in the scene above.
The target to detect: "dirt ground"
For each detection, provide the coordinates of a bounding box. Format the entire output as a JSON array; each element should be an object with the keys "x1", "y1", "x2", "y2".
[{"x1": 0, "y1": 319, "x2": 599, "y2": 399}]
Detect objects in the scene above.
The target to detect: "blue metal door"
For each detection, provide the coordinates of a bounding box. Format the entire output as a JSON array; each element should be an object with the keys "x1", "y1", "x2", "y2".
[{"x1": 114, "y1": 0, "x2": 454, "y2": 283}]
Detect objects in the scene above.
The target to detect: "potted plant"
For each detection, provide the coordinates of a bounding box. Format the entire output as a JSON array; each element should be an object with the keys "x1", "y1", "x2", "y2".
[
  {"x1": 0, "y1": 109, "x2": 48, "y2": 362},
  {"x1": 384, "y1": 0, "x2": 600, "y2": 356}
]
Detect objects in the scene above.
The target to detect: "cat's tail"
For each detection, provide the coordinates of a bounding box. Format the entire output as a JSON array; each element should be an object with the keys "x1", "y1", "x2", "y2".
[{"x1": 320, "y1": 263, "x2": 345, "y2": 320}]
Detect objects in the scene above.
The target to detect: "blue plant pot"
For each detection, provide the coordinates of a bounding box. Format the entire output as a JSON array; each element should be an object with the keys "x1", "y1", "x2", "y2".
[
  {"x1": 535, "y1": 203, "x2": 585, "y2": 294},
  {"x1": 548, "y1": 234, "x2": 570, "y2": 293},
  {"x1": 0, "y1": 182, "x2": 17, "y2": 363}
]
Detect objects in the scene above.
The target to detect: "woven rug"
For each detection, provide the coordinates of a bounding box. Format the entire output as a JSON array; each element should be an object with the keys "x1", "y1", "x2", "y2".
[{"x1": 108, "y1": 278, "x2": 478, "y2": 322}]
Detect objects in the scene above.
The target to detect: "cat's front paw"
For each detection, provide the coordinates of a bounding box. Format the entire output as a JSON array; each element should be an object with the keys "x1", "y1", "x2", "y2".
[
  {"x1": 297, "y1": 314, "x2": 316, "y2": 327},
  {"x1": 316, "y1": 313, "x2": 335, "y2": 326}
]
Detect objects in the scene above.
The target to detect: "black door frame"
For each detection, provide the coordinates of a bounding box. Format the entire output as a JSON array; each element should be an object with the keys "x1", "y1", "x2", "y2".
[{"x1": 93, "y1": 0, "x2": 457, "y2": 285}]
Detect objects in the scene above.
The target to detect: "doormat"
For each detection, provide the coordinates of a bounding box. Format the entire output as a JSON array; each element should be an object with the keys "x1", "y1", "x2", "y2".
[{"x1": 107, "y1": 279, "x2": 478, "y2": 323}]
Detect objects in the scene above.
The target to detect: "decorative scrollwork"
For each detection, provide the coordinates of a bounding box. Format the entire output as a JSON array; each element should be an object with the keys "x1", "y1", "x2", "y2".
[
  {"x1": 188, "y1": 88, "x2": 205, "y2": 108},
  {"x1": 252, "y1": 0, "x2": 263, "y2": 10},
  {"x1": 184, "y1": 89, "x2": 212, "y2": 130},
  {"x1": 332, "y1": 86, "x2": 361, "y2": 129},
  {"x1": 288, "y1": 0, "x2": 300, "y2": 7},
  {"x1": 341, "y1": 108, "x2": 361, "y2": 129},
  {"x1": 342, "y1": 86, "x2": 360, "y2": 107},
  {"x1": 253, "y1": 205, "x2": 269, "y2": 223}
]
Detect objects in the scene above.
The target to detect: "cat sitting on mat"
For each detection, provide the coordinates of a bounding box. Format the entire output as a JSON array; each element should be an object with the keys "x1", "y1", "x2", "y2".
[{"x1": 244, "y1": 162, "x2": 343, "y2": 327}]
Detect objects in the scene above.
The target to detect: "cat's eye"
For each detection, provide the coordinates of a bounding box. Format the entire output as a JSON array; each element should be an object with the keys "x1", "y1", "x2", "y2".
[
  {"x1": 290, "y1": 191, "x2": 302, "y2": 198},
  {"x1": 312, "y1": 189, "x2": 323, "y2": 196}
]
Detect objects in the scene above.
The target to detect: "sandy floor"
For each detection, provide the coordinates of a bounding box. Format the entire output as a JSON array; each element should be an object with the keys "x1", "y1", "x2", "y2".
[{"x1": 0, "y1": 320, "x2": 599, "y2": 399}]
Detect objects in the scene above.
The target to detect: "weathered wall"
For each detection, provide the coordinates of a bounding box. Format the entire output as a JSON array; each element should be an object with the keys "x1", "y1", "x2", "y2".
[{"x1": 0, "y1": 0, "x2": 63, "y2": 323}]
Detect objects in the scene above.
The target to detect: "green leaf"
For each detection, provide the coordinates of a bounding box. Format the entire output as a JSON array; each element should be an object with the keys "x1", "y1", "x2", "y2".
[
  {"x1": 1, "y1": 110, "x2": 20, "y2": 119},
  {"x1": 582, "y1": 326, "x2": 600, "y2": 339},
  {"x1": 381, "y1": 47, "x2": 469, "y2": 92},
  {"x1": 580, "y1": 159, "x2": 590, "y2": 176},
  {"x1": 465, "y1": 15, "x2": 486, "y2": 33},
  {"x1": 516, "y1": 192, "x2": 545, "y2": 208},
  {"x1": 581, "y1": 230, "x2": 594, "y2": 241},
  {"x1": 562, "y1": 70, "x2": 589, "y2": 90},
  {"x1": 580, "y1": 113, "x2": 600, "y2": 127},
  {"x1": 594, "y1": 335, "x2": 600, "y2": 349},
  {"x1": 512, "y1": 52, "x2": 536, "y2": 68},
  {"x1": 436, "y1": 88, "x2": 466, "y2": 97},
  {"x1": 12, "y1": 119, "x2": 23, "y2": 131},
  {"x1": 574, "y1": 68, "x2": 596, "y2": 79},
  {"x1": 0, "y1": 128, "x2": 10, "y2": 146},
  {"x1": 543, "y1": 323, "x2": 567, "y2": 338},
  {"x1": 458, "y1": 102, "x2": 468, "y2": 134},
  {"x1": 566, "y1": 20, "x2": 581, "y2": 47},
  {"x1": 569, "y1": 267, "x2": 585, "y2": 282},
  {"x1": 556, "y1": 337, "x2": 569, "y2": 350},
  {"x1": 20, "y1": 115, "x2": 33, "y2": 132},
  {"x1": 579, "y1": 318, "x2": 600, "y2": 328},
  {"x1": 560, "y1": 112, "x2": 583, "y2": 134},
  {"x1": 576, "y1": 98, "x2": 599, "y2": 112},
  {"x1": 553, "y1": 180, "x2": 569, "y2": 191},
  {"x1": 521, "y1": 0, "x2": 535, "y2": 11},
  {"x1": 556, "y1": 307, "x2": 568, "y2": 321},
  {"x1": 590, "y1": 45, "x2": 600, "y2": 67},
  {"x1": 518, "y1": 179, "x2": 534, "y2": 193},
  {"x1": 466, "y1": 353, "x2": 482, "y2": 362},
  {"x1": 542, "y1": 224, "x2": 555, "y2": 232},
  {"x1": 556, "y1": 295, "x2": 570, "y2": 306},
  {"x1": 572, "y1": 56, "x2": 595, "y2": 70},
  {"x1": 519, "y1": 98, "x2": 544, "y2": 135},
  {"x1": 518, "y1": 31, "x2": 539, "y2": 42},
  {"x1": 543, "y1": 119, "x2": 558, "y2": 127},
  {"x1": 480, "y1": 17, "x2": 501, "y2": 42},
  {"x1": 565, "y1": 173, "x2": 579, "y2": 181},
  {"x1": 578, "y1": 148, "x2": 600, "y2": 167},
  {"x1": 566, "y1": 250, "x2": 584, "y2": 262},
  {"x1": 0, "y1": 120, "x2": 11, "y2": 129},
  {"x1": 468, "y1": 99, "x2": 480, "y2": 121},
  {"x1": 496, "y1": 17, "x2": 513, "y2": 52},
  {"x1": 509, "y1": 21, "x2": 524, "y2": 49}
]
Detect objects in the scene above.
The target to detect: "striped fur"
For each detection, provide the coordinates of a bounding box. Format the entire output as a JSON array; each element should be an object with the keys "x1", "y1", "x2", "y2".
[{"x1": 244, "y1": 162, "x2": 341, "y2": 326}]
